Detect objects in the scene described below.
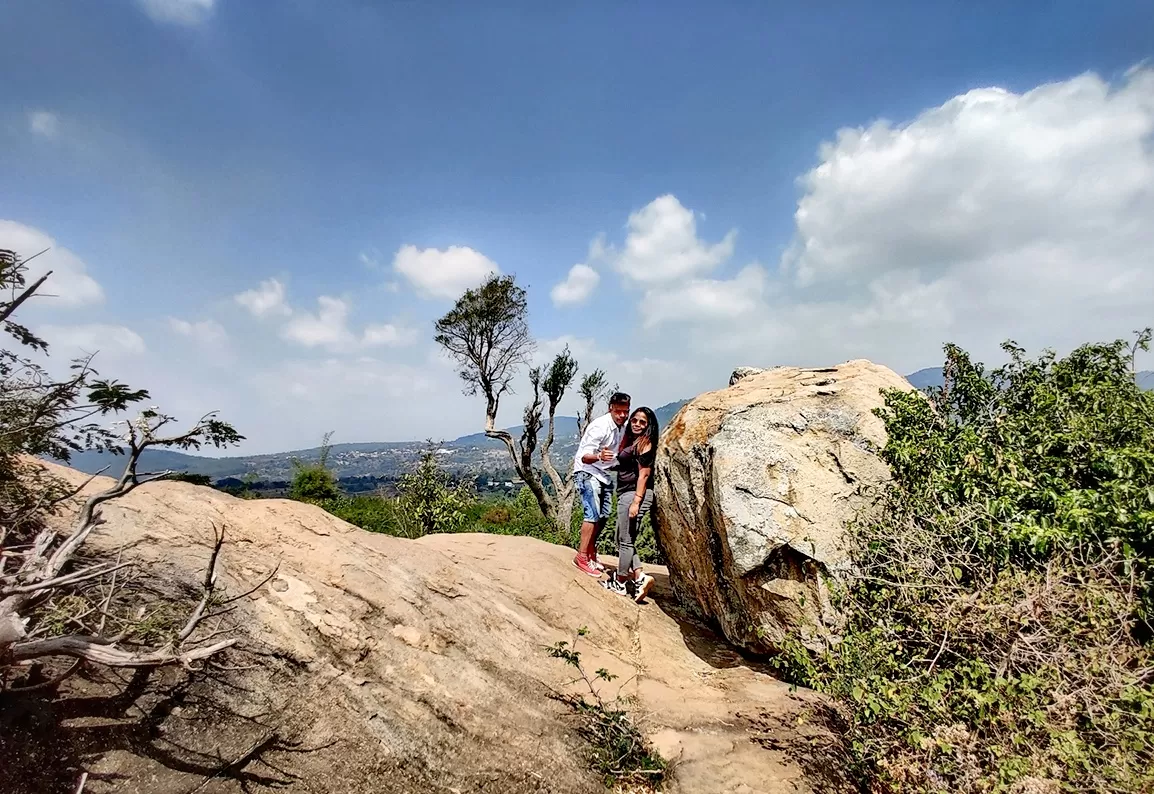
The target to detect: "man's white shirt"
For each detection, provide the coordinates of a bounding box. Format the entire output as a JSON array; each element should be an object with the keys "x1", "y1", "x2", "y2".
[{"x1": 572, "y1": 412, "x2": 625, "y2": 484}]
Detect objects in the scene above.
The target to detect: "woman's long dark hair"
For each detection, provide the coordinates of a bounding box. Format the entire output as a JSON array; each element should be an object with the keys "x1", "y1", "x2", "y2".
[{"x1": 621, "y1": 406, "x2": 659, "y2": 453}]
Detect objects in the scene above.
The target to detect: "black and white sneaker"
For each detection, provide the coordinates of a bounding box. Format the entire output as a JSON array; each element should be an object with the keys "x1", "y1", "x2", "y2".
[
  {"x1": 601, "y1": 574, "x2": 635, "y2": 598},
  {"x1": 633, "y1": 573, "x2": 655, "y2": 603}
]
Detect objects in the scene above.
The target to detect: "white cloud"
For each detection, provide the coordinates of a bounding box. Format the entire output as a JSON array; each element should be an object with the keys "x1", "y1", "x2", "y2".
[
  {"x1": 605, "y1": 67, "x2": 1154, "y2": 392},
  {"x1": 281, "y1": 296, "x2": 353, "y2": 350},
  {"x1": 551, "y1": 264, "x2": 600, "y2": 307},
  {"x1": 27, "y1": 111, "x2": 59, "y2": 139},
  {"x1": 614, "y1": 195, "x2": 736, "y2": 286},
  {"x1": 535, "y1": 335, "x2": 685, "y2": 416},
  {"x1": 276, "y1": 294, "x2": 415, "y2": 351},
  {"x1": 0, "y1": 220, "x2": 104, "y2": 307},
  {"x1": 393, "y1": 244, "x2": 500, "y2": 299},
  {"x1": 267, "y1": 357, "x2": 437, "y2": 404},
  {"x1": 235, "y1": 278, "x2": 291, "y2": 318},
  {"x1": 38, "y1": 324, "x2": 146, "y2": 358},
  {"x1": 168, "y1": 317, "x2": 228, "y2": 346},
  {"x1": 640, "y1": 264, "x2": 767, "y2": 329},
  {"x1": 784, "y1": 68, "x2": 1154, "y2": 296},
  {"x1": 136, "y1": 0, "x2": 216, "y2": 25},
  {"x1": 362, "y1": 322, "x2": 418, "y2": 348}
]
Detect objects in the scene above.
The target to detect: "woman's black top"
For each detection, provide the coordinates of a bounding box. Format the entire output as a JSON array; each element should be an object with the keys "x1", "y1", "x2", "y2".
[{"x1": 615, "y1": 441, "x2": 656, "y2": 494}]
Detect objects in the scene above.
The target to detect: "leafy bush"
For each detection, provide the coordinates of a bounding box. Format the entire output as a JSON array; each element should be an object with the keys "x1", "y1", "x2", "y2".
[
  {"x1": 773, "y1": 333, "x2": 1154, "y2": 794},
  {"x1": 288, "y1": 431, "x2": 341, "y2": 502},
  {"x1": 394, "y1": 443, "x2": 473, "y2": 535},
  {"x1": 169, "y1": 471, "x2": 212, "y2": 486}
]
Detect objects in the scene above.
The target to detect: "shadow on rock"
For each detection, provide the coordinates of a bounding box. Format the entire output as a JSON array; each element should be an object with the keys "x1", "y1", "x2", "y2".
[{"x1": 0, "y1": 661, "x2": 312, "y2": 794}]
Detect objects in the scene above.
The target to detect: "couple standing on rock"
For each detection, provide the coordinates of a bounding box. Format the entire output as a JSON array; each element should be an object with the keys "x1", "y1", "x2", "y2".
[{"x1": 571, "y1": 391, "x2": 659, "y2": 603}]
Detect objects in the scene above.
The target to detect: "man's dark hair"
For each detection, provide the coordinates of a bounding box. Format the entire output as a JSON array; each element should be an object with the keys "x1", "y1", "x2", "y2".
[{"x1": 608, "y1": 391, "x2": 631, "y2": 407}]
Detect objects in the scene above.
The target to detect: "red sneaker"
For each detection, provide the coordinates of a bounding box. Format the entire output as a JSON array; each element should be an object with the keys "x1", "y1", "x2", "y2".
[{"x1": 572, "y1": 553, "x2": 601, "y2": 577}]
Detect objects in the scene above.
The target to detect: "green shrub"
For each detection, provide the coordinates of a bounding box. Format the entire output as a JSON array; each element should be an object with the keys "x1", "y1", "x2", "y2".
[
  {"x1": 169, "y1": 471, "x2": 212, "y2": 486},
  {"x1": 774, "y1": 332, "x2": 1154, "y2": 794},
  {"x1": 395, "y1": 443, "x2": 474, "y2": 535},
  {"x1": 289, "y1": 432, "x2": 340, "y2": 502}
]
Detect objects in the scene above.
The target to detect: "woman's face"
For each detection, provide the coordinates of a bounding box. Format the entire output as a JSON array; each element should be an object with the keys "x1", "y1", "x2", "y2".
[{"x1": 629, "y1": 411, "x2": 649, "y2": 435}]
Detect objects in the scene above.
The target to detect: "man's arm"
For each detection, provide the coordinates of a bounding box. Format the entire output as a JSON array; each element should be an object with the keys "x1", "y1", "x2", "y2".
[{"x1": 576, "y1": 418, "x2": 607, "y2": 464}]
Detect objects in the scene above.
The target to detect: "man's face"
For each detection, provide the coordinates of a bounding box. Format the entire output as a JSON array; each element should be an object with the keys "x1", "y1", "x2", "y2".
[{"x1": 609, "y1": 401, "x2": 630, "y2": 427}]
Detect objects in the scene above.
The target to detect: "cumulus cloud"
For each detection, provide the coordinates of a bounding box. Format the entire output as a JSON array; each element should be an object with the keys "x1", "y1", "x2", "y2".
[
  {"x1": 362, "y1": 322, "x2": 418, "y2": 348},
  {"x1": 0, "y1": 220, "x2": 104, "y2": 307},
  {"x1": 551, "y1": 264, "x2": 600, "y2": 307},
  {"x1": 235, "y1": 278, "x2": 291, "y2": 318},
  {"x1": 280, "y1": 296, "x2": 353, "y2": 350},
  {"x1": 640, "y1": 265, "x2": 768, "y2": 329},
  {"x1": 27, "y1": 111, "x2": 59, "y2": 139},
  {"x1": 614, "y1": 195, "x2": 736, "y2": 286},
  {"x1": 765, "y1": 67, "x2": 1154, "y2": 362},
  {"x1": 136, "y1": 0, "x2": 216, "y2": 25},
  {"x1": 619, "y1": 67, "x2": 1154, "y2": 387},
  {"x1": 274, "y1": 293, "x2": 415, "y2": 352},
  {"x1": 784, "y1": 68, "x2": 1154, "y2": 294},
  {"x1": 38, "y1": 324, "x2": 146, "y2": 358},
  {"x1": 393, "y1": 244, "x2": 500, "y2": 299},
  {"x1": 168, "y1": 318, "x2": 228, "y2": 346}
]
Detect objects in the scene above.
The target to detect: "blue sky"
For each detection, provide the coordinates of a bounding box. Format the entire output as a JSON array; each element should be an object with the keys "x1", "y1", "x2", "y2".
[{"x1": 2, "y1": 0, "x2": 1153, "y2": 452}]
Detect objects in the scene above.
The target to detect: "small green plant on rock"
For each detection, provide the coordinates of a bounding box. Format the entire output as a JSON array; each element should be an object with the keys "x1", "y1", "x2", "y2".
[{"x1": 546, "y1": 626, "x2": 666, "y2": 790}]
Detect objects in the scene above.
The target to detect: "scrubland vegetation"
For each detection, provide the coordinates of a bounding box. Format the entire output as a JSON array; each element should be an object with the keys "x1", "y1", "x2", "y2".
[{"x1": 773, "y1": 332, "x2": 1154, "y2": 794}]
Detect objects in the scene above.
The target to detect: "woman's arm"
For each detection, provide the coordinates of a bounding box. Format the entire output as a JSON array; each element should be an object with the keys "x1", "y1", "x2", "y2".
[{"x1": 629, "y1": 465, "x2": 652, "y2": 518}]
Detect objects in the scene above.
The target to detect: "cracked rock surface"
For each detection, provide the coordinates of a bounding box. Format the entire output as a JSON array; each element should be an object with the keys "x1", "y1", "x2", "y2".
[{"x1": 654, "y1": 360, "x2": 913, "y2": 655}]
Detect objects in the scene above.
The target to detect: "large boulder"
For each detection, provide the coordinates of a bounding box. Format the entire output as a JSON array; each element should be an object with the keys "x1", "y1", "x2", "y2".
[
  {"x1": 2, "y1": 462, "x2": 847, "y2": 794},
  {"x1": 654, "y1": 360, "x2": 912, "y2": 655}
]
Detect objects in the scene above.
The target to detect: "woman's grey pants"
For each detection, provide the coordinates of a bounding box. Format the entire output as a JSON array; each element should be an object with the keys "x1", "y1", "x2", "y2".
[{"x1": 616, "y1": 489, "x2": 654, "y2": 578}]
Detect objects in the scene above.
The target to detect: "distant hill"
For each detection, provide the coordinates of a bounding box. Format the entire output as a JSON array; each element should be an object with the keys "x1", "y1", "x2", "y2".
[
  {"x1": 62, "y1": 365, "x2": 1152, "y2": 482},
  {"x1": 58, "y1": 399, "x2": 691, "y2": 482}
]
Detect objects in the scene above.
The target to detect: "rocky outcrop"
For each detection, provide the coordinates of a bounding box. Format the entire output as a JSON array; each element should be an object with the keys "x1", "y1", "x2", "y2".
[
  {"x1": 2, "y1": 462, "x2": 846, "y2": 794},
  {"x1": 654, "y1": 360, "x2": 912, "y2": 655},
  {"x1": 728, "y1": 366, "x2": 767, "y2": 386}
]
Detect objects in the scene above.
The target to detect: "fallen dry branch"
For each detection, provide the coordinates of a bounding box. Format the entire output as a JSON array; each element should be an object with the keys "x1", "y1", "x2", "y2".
[{"x1": 1, "y1": 411, "x2": 243, "y2": 688}]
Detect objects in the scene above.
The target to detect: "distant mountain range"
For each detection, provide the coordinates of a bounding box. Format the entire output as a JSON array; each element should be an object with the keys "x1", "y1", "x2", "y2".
[
  {"x1": 60, "y1": 400, "x2": 690, "y2": 482},
  {"x1": 59, "y1": 365, "x2": 1153, "y2": 483}
]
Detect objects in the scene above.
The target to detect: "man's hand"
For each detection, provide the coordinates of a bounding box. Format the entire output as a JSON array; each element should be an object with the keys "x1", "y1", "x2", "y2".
[
  {"x1": 599, "y1": 447, "x2": 615, "y2": 462},
  {"x1": 628, "y1": 499, "x2": 640, "y2": 519}
]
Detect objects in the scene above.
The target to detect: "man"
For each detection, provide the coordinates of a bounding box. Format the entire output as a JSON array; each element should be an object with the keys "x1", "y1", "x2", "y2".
[{"x1": 572, "y1": 391, "x2": 631, "y2": 576}]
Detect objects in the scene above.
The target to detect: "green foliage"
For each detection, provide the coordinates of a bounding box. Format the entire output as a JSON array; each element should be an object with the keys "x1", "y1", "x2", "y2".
[
  {"x1": 774, "y1": 332, "x2": 1154, "y2": 794},
  {"x1": 546, "y1": 627, "x2": 666, "y2": 789},
  {"x1": 434, "y1": 274, "x2": 532, "y2": 403},
  {"x1": 169, "y1": 471, "x2": 212, "y2": 486},
  {"x1": 289, "y1": 431, "x2": 341, "y2": 502},
  {"x1": 470, "y1": 486, "x2": 572, "y2": 546},
  {"x1": 394, "y1": 442, "x2": 474, "y2": 535}
]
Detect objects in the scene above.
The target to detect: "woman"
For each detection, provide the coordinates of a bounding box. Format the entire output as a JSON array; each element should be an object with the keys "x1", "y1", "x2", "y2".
[{"x1": 602, "y1": 406, "x2": 658, "y2": 603}]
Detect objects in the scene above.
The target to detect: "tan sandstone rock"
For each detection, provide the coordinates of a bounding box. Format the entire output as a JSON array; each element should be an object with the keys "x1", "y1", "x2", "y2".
[
  {"x1": 654, "y1": 360, "x2": 912, "y2": 655},
  {"x1": 1, "y1": 462, "x2": 851, "y2": 794}
]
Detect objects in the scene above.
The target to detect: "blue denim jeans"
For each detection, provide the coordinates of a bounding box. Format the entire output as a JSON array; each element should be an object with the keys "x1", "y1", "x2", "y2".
[{"x1": 575, "y1": 471, "x2": 613, "y2": 523}]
